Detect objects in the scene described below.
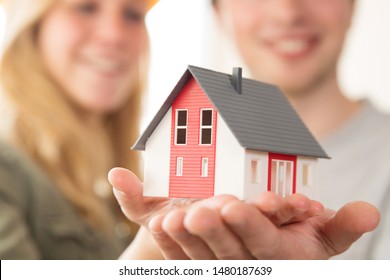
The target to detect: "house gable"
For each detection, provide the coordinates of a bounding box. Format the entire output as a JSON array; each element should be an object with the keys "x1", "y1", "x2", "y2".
[
  {"x1": 132, "y1": 69, "x2": 193, "y2": 150},
  {"x1": 169, "y1": 77, "x2": 218, "y2": 198}
]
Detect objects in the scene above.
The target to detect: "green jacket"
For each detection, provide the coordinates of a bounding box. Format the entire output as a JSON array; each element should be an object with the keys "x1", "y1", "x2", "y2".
[{"x1": 0, "y1": 141, "x2": 128, "y2": 259}]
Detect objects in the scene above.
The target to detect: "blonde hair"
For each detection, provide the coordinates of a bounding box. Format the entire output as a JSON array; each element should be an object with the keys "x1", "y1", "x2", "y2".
[{"x1": 0, "y1": 0, "x2": 147, "y2": 232}]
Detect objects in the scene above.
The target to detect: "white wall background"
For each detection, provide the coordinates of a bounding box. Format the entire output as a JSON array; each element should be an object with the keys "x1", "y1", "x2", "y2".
[
  {"x1": 1, "y1": 0, "x2": 389, "y2": 127},
  {"x1": 339, "y1": 0, "x2": 390, "y2": 112},
  {"x1": 145, "y1": 0, "x2": 390, "y2": 129}
]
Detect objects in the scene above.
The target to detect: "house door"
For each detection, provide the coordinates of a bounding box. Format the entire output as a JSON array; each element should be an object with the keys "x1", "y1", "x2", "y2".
[{"x1": 268, "y1": 153, "x2": 297, "y2": 197}]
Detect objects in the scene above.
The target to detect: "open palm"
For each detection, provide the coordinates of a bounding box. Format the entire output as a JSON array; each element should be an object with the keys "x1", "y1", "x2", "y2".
[{"x1": 109, "y1": 167, "x2": 380, "y2": 259}]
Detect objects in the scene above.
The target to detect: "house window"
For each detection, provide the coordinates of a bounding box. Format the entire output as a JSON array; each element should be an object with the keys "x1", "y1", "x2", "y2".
[
  {"x1": 176, "y1": 157, "x2": 183, "y2": 176},
  {"x1": 200, "y1": 109, "x2": 213, "y2": 145},
  {"x1": 302, "y1": 164, "x2": 312, "y2": 187},
  {"x1": 175, "y1": 110, "x2": 187, "y2": 145},
  {"x1": 251, "y1": 160, "x2": 261, "y2": 184},
  {"x1": 201, "y1": 158, "x2": 208, "y2": 177}
]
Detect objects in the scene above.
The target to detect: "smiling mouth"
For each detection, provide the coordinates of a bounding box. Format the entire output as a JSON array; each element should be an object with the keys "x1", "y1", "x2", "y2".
[
  {"x1": 265, "y1": 37, "x2": 319, "y2": 59},
  {"x1": 275, "y1": 39, "x2": 308, "y2": 53},
  {"x1": 83, "y1": 56, "x2": 126, "y2": 76}
]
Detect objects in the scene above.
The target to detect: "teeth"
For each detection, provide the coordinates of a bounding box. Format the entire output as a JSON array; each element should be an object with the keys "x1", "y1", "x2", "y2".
[
  {"x1": 87, "y1": 57, "x2": 121, "y2": 72},
  {"x1": 274, "y1": 40, "x2": 308, "y2": 54}
]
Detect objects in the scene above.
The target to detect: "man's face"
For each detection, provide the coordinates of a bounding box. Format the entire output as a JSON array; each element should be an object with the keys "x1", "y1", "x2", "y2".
[{"x1": 215, "y1": 0, "x2": 354, "y2": 95}]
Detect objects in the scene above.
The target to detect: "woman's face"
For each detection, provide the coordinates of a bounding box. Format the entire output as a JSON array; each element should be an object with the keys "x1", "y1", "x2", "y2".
[
  {"x1": 38, "y1": 0, "x2": 148, "y2": 114},
  {"x1": 215, "y1": 0, "x2": 354, "y2": 95}
]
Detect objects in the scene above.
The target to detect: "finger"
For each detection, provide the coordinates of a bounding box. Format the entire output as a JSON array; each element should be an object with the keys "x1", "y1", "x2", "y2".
[
  {"x1": 162, "y1": 210, "x2": 216, "y2": 260},
  {"x1": 249, "y1": 192, "x2": 322, "y2": 226},
  {"x1": 272, "y1": 194, "x2": 323, "y2": 225},
  {"x1": 149, "y1": 214, "x2": 190, "y2": 260},
  {"x1": 282, "y1": 199, "x2": 324, "y2": 224},
  {"x1": 162, "y1": 195, "x2": 242, "y2": 260},
  {"x1": 185, "y1": 206, "x2": 254, "y2": 259},
  {"x1": 221, "y1": 200, "x2": 281, "y2": 259},
  {"x1": 321, "y1": 201, "x2": 380, "y2": 256},
  {"x1": 306, "y1": 199, "x2": 325, "y2": 218},
  {"x1": 247, "y1": 192, "x2": 284, "y2": 224},
  {"x1": 108, "y1": 167, "x2": 166, "y2": 224},
  {"x1": 108, "y1": 167, "x2": 143, "y2": 200},
  {"x1": 108, "y1": 168, "x2": 143, "y2": 222},
  {"x1": 195, "y1": 194, "x2": 239, "y2": 210},
  {"x1": 109, "y1": 167, "x2": 144, "y2": 222}
]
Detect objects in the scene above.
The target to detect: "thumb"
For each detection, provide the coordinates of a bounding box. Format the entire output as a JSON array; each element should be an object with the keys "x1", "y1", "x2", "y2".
[
  {"x1": 108, "y1": 167, "x2": 143, "y2": 199},
  {"x1": 108, "y1": 167, "x2": 144, "y2": 221},
  {"x1": 323, "y1": 201, "x2": 380, "y2": 255}
]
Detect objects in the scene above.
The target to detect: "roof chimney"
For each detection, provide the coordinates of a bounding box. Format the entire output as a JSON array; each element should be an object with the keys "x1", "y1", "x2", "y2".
[{"x1": 232, "y1": 67, "x2": 242, "y2": 94}]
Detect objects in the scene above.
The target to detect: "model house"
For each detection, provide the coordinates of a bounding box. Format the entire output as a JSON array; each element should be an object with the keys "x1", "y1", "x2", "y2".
[{"x1": 133, "y1": 65, "x2": 329, "y2": 199}]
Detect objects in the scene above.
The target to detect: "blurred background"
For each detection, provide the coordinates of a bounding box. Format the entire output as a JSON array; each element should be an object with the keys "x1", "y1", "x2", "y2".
[{"x1": 1, "y1": 0, "x2": 389, "y2": 128}]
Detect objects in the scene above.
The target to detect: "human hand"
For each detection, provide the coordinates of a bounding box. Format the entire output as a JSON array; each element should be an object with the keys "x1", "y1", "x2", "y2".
[
  {"x1": 108, "y1": 167, "x2": 197, "y2": 228},
  {"x1": 109, "y1": 168, "x2": 380, "y2": 260},
  {"x1": 147, "y1": 191, "x2": 322, "y2": 259},
  {"x1": 108, "y1": 167, "x2": 320, "y2": 228},
  {"x1": 109, "y1": 167, "x2": 205, "y2": 259},
  {"x1": 108, "y1": 167, "x2": 318, "y2": 259},
  {"x1": 148, "y1": 193, "x2": 380, "y2": 259}
]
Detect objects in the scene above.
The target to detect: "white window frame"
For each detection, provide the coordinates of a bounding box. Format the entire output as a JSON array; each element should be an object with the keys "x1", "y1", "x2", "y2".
[
  {"x1": 176, "y1": 157, "x2": 183, "y2": 176},
  {"x1": 175, "y1": 109, "x2": 188, "y2": 145},
  {"x1": 251, "y1": 159, "x2": 262, "y2": 184},
  {"x1": 199, "y1": 109, "x2": 213, "y2": 145},
  {"x1": 201, "y1": 158, "x2": 208, "y2": 177},
  {"x1": 302, "y1": 164, "x2": 313, "y2": 187}
]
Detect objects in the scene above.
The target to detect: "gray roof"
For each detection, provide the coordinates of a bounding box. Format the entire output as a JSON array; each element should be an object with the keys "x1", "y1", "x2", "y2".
[{"x1": 133, "y1": 65, "x2": 329, "y2": 159}]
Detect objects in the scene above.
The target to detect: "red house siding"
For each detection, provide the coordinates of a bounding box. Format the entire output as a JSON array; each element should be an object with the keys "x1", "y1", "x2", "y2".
[{"x1": 169, "y1": 77, "x2": 217, "y2": 198}]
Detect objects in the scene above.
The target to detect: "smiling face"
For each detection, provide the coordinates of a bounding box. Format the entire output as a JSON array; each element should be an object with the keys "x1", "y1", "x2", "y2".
[
  {"x1": 38, "y1": 0, "x2": 149, "y2": 114},
  {"x1": 215, "y1": 0, "x2": 354, "y2": 95}
]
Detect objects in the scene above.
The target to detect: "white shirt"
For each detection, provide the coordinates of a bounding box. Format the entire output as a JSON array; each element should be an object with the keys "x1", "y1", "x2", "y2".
[{"x1": 319, "y1": 100, "x2": 390, "y2": 259}]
